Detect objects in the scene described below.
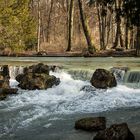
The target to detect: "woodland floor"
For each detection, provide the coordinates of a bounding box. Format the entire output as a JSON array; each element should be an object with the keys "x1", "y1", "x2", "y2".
[{"x1": 0, "y1": 49, "x2": 138, "y2": 57}]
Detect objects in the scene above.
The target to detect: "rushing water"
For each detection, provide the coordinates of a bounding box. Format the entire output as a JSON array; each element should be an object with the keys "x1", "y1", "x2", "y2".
[{"x1": 0, "y1": 57, "x2": 140, "y2": 140}]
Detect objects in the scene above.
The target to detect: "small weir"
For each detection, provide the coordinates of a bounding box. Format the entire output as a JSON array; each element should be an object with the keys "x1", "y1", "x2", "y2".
[
  {"x1": 124, "y1": 71, "x2": 140, "y2": 88},
  {"x1": 110, "y1": 67, "x2": 128, "y2": 82},
  {"x1": 67, "y1": 69, "x2": 93, "y2": 80},
  {"x1": 125, "y1": 71, "x2": 140, "y2": 83},
  {"x1": 0, "y1": 65, "x2": 24, "y2": 79},
  {"x1": 9, "y1": 66, "x2": 24, "y2": 79},
  {"x1": 1, "y1": 65, "x2": 140, "y2": 87}
]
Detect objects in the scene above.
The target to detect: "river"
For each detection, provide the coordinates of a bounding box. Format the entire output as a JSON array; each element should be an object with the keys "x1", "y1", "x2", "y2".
[{"x1": 0, "y1": 57, "x2": 140, "y2": 140}]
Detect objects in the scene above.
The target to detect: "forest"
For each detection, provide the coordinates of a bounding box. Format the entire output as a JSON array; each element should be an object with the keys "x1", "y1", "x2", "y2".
[{"x1": 0, "y1": 0, "x2": 140, "y2": 56}]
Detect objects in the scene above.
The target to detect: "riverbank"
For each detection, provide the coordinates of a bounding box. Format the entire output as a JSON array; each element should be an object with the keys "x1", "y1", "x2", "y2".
[{"x1": 0, "y1": 49, "x2": 138, "y2": 57}]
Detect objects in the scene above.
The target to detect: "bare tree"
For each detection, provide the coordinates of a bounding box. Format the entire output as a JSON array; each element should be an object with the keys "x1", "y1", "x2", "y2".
[
  {"x1": 78, "y1": 0, "x2": 96, "y2": 54},
  {"x1": 37, "y1": 0, "x2": 41, "y2": 52},
  {"x1": 66, "y1": 0, "x2": 74, "y2": 51},
  {"x1": 113, "y1": 0, "x2": 124, "y2": 49},
  {"x1": 46, "y1": 0, "x2": 54, "y2": 42}
]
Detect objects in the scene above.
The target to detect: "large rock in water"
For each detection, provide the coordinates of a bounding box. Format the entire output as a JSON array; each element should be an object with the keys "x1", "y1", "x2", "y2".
[
  {"x1": 16, "y1": 63, "x2": 60, "y2": 90},
  {"x1": 0, "y1": 65, "x2": 18, "y2": 100},
  {"x1": 0, "y1": 65, "x2": 10, "y2": 89},
  {"x1": 93, "y1": 123, "x2": 135, "y2": 140},
  {"x1": 90, "y1": 69, "x2": 117, "y2": 89},
  {"x1": 75, "y1": 117, "x2": 106, "y2": 131},
  {"x1": 0, "y1": 88, "x2": 18, "y2": 100}
]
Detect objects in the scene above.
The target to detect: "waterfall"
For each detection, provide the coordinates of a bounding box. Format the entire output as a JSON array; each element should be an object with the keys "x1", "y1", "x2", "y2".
[
  {"x1": 62, "y1": 68, "x2": 128, "y2": 82},
  {"x1": 9, "y1": 66, "x2": 24, "y2": 79},
  {"x1": 125, "y1": 71, "x2": 140, "y2": 83},
  {"x1": 0, "y1": 67, "x2": 2, "y2": 71},
  {"x1": 67, "y1": 69, "x2": 93, "y2": 80},
  {"x1": 9, "y1": 65, "x2": 62, "y2": 80},
  {"x1": 124, "y1": 71, "x2": 140, "y2": 88},
  {"x1": 110, "y1": 67, "x2": 128, "y2": 82}
]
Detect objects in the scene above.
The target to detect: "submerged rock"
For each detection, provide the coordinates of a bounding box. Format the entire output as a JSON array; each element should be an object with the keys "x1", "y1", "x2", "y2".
[
  {"x1": 80, "y1": 85, "x2": 96, "y2": 93},
  {"x1": 94, "y1": 123, "x2": 135, "y2": 140},
  {"x1": 90, "y1": 69, "x2": 117, "y2": 89},
  {"x1": 0, "y1": 88, "x2": 18, "y2": 100},
  {"x1": 0, "y1": 94, "x2": 7, "y2": 100},
  {"x1": 75, "y1": 117, "x2": 106, "y2": 131},
  {"x1": 0, "y1": 88, "x2": 18, "y2": 94},
  {"x1": 16, "y1": 63, "x2": 60, "y2": 90}
]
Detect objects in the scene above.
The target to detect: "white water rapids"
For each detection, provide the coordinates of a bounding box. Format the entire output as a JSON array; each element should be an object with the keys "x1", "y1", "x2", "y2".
[{"x1": 0, "y1": 70, "x2": 140, "y2": 135}]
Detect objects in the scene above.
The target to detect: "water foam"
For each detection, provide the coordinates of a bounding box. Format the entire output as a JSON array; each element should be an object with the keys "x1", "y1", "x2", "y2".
[{"x1": 0, "y1": 71, "x2": 140, "y2": 135}]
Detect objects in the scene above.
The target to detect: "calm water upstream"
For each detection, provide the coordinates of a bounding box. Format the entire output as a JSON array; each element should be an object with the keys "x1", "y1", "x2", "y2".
[
  {"x1": 0, "y1": 57, "x2": 140, "y2": 69},
  {"x1": 0, "y1": 57, "x2": 140, "y2": 140}
]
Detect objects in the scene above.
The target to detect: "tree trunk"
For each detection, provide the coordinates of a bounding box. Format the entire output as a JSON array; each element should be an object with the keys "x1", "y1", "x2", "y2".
[
  {"x1": 113, "y1": 0, "x2": 124, "y2": 49},
  {"x1": 113, "y1": 21, "x2": 119, "y2": 48},
  {"x1": 65, "y1": 0, "x2": 69, "y2": 42},
  {"x1": 78, "y1": 0, "x2": 96, "y2": 54},
  {"x1": 136, "y1": 26, "x2": 140, "y2": 56},
  {"x1": 105, "y1": 7, "x2": 112, "y2": 48},
  {"x1": 46, "y1": 0, "x2": 54, "y2": 42},
  {"x1": 111, "y1": 14, "x2": 114, "y2": 47},
  {"x1": 129, "y1": 26, "x2": 134, "y2": 49},
  {"x1": 101, "y1": 5, "x2": 106, "y2": 50},
  {"x1": 125, "y1": 19, "x2": 129, "y2": 49},
  {"x1": 37, "y1": 0, "x2": 41, "y2": 52},
  {"x1": 119, "y1": 27, "x2": 124, "y2": 48},
  {"x1": 66, "y1": 0, "x2": 74, "y2": 52},
  {"x1": 96, "y1": 4, "x2": 103, "y2": 50},
  {"x1": 53, "y1": 2, "x2": 56, "y2": 41}
]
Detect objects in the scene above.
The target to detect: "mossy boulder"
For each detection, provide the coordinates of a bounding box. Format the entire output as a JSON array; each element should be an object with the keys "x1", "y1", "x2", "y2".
[
  {"x1": 0, "y1": 65, "x2": 10, "y2": 89},
  {"x1": 75, "y1": 117, "x2": 106, "y2": 131},
  {"x1": 16, "y1": 63, "x2": 60, "y2": 90},
  {"x1": 0, "y1": 93, "x2": 7, "y2": 100},
  {"x1": 94, "y1": 123, "x2": 135, "y2": 140},
  {"x1": 0, "y1": 65, "x2": 18, "y2": 101},
  {"x1": 0, "y1": 88, "x2": 18, "y2": 101},
  {"x1": 90, "y1": 69, "x2": 117, "y2": 89},
  {"x1": 24, "y1": 63, "x2": 49, "y2": 75}
]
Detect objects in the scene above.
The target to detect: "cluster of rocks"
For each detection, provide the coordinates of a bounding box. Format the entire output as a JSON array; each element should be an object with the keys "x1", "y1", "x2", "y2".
[
  {"x1": 75, "y1": 117, "x2": 135, "y2": 140},
  {"x1": 16, "y1": 63, "x2": 60, "y2": 90},
  {"x1": 0, "y1": 63, "x2": 61, "y2": 100},
  {"x1": 0, "y1": 65, "x2": 18, "y2": 100},
  {"x1": 0, "y1": 63, "x2": 119, "y2": 102},
  {"x1": 79, "y1": 69, "x2": 135, "y2": 139}
]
